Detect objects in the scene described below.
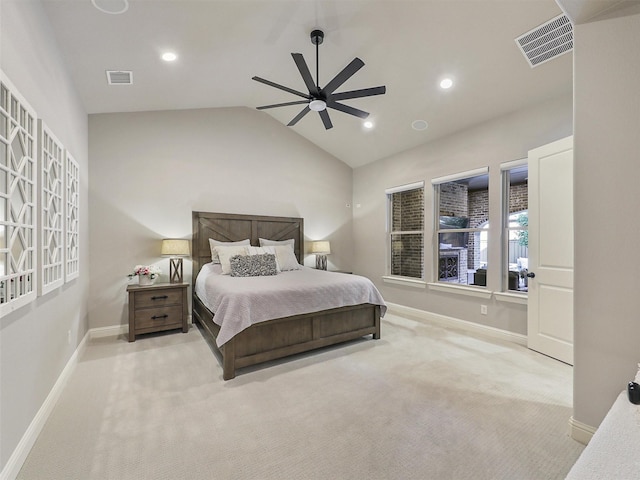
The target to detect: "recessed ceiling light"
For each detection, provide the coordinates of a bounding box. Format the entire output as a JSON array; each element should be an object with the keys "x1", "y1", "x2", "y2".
[
  {"x1": 363, "y1": 121, "x2": 374, "y2": 129},
  {"x1": 91, "y1": 0, "x2": 129, "y2": 15},
  {"x1": 412, "y1": 120, "x2": 428, "y2": 131},
  {"x1": 162, "y1": 52, "x2": 177, "y2": 62},
  {"x1": 440, "y1": 78, "x2": 454, "y2": 89}
]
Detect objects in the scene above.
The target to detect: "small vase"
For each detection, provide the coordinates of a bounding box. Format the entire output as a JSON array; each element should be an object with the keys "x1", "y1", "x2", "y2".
[{"x1": 138, "y1": 275, "x2": 153, "y2": 286}]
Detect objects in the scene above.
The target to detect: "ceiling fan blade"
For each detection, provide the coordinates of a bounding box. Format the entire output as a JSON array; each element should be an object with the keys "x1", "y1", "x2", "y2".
[
  {"x1": 331, "y1": 86, "x2": 386, "y2": 101},
  {"x1": 318, "y1": 109, "x2": 333, "y2": 130},
  {"x1": 291, "y1": 53, "x2": 318, "y2": 96},
  {"x1": 252, "y1": 76, "x2": 311, "y2": 100},
  {"x1": 287, "y1": 106, "x2": 311, "y2": 126},
  {"x1": 322, "y1": 57, "x2": 365, "y2": 95},
  {"x1": 326, "y1": 100, "x2": 370, "y2": 119},
  {"x1": 257, "y1": 100, "x2": 310, "y2": 110}
]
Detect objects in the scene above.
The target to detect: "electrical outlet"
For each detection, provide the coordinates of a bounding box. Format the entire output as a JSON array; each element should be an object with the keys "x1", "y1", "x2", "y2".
[{"x1": 480, "y1": 305, "x2": 488, "y2": 315}]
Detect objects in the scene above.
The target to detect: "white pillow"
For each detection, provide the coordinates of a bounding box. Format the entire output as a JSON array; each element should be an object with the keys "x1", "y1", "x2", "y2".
[
  {"x1": 273, "y1": 245, "x2": 300, "y2": 271},
  {"x1": 209, "y1": 238, "x2": 250, "y2": 263},
  {"x1": 259, "y1": 238, "x2": 295, "y2": 250},
  {"x1": 247, "y1": 246, "x2": 280, "y2": 272},
  {"x1": 215, "y1": 245, "x2": 249, "y2": 275}
]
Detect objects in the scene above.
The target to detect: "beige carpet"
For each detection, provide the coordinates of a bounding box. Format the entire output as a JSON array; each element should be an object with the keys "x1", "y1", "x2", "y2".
[{"x1": 18, "y1": 313, "x2": 583, "y2": 479}]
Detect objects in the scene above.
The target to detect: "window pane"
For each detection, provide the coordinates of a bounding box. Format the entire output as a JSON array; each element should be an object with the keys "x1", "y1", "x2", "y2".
[
  {"x1": 391, "y1": 188, "x2": 423, "y2": 232},
  {"x1": 391, "y1": 233, "x2": 423, "y2": 278},
  {"x1": 436, "y1": 173, "x2": 488, "y2": 286},
  {"x1": 505, "y1": 165, "x2": 528, "y2": 292},
  {"x1": 438, "y1": 231, "x2": 486, "y2": 285}
]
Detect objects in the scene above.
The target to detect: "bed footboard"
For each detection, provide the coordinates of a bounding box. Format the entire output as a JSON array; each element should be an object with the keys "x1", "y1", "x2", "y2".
[{"x1": 193, "y1": 294, "x2": 380, "y2": 380}]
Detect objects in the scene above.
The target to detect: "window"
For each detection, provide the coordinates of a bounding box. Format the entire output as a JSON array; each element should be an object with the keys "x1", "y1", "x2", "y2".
[
  {"x1": 433, "y1": 168, "x2": 489, "y2": 286},
  {"x1": 386, "y1": 182, "x2": 424, "y2": 279},
  {"x1": 502, "y1": 162, "x2": 528, "y2": 292}
]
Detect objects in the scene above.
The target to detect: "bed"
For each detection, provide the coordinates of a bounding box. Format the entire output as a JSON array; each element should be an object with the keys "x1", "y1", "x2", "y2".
[{"x1": 192, "y1": 211, "x2": 384, "y2": 380}]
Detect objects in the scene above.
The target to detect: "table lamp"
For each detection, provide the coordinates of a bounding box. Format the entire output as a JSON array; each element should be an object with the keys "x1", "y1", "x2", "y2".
[
  {"x1": 161, "y1": 239, "x2": 190, "y2": 283},
  {"x1": 311, "y1": 241, "x2": 331, "y2": 270}
]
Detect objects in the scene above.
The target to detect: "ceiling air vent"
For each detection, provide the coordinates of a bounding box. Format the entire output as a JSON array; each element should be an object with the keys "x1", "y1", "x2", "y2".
[
  {"x1": 515, "y1": 14, "x2": 573, "y2": 68},
  {"x1": 106, "y1": 70, "x2": 133, "y2": 85}
]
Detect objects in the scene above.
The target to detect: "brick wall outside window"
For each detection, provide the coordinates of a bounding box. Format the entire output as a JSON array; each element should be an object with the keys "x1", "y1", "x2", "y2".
[{"x1": 390, "y1": 187, "x2": 424, "y2": 278}]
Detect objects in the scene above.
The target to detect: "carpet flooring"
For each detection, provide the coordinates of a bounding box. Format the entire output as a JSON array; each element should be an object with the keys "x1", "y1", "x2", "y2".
[{"x1": 17, "y1": 313, "x2": 584, "y2": 479}]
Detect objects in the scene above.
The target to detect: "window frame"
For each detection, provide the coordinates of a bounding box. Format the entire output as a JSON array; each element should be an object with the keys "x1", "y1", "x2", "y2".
[
  {"x1": 385, "y1": 181, "x2": 425, "y2": 281},
  {"x1": 500, "y1": 159, "x2": 528, "y2": 296}
]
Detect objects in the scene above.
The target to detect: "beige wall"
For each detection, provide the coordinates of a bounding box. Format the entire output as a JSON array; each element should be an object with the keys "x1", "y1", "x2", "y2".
[
  {"x1": 0, "y1": 0, "x2": 89, "y2": 471},
  {"x1": 352, "y1": 94, "x2": 573, "y2": 334},
  {"x1": 573, "y1": 5, "x2": 640, "y2": 429},
  {"x1": 88, "y1": 108, "x2": 353, "y2": 329}
]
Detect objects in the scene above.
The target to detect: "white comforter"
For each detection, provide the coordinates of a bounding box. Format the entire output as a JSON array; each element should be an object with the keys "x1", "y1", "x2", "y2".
[{"x1": 195, "y1": 264, "x2": 386, "y2": 346}]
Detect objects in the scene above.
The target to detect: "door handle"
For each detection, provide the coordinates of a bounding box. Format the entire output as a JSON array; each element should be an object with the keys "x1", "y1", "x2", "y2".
[{"x1": 526, "y1": 272, "x2": 536, "y2": 278}]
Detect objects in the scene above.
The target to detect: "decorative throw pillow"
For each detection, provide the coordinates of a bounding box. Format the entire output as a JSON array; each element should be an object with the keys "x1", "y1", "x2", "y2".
[
  {"x1": 230, "y1": 253, "x2": 278, "y2": 277},
  {"x1": 215, "y1": 245, "x2": 249, "y2": 274},
  {"x1": 273, "y1": 245, "x2": 300, "y2": 271},
  {"x1": 246, "y1": 246, "x2": 281, "y2": 272},
  {"x1": 259, "y1": 238, "x2": 295, "y2": 250},
  {"x1": 209, "y1": 238, "x2": 250, "y2": 264}
]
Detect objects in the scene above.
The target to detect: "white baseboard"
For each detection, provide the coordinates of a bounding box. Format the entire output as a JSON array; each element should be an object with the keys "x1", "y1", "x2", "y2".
[
  {"x1": 385, "y1": 302, "x2": 528, "y2": 346},
  {"x1": 89, "y1": 323, "x2": 128, "y2": 339},
  {"x1": 568, "y1": 416, "x2": 596, "y2": 445},
  {"x1": 0, "y1": 330, "x2": 90, "y2": 480}
]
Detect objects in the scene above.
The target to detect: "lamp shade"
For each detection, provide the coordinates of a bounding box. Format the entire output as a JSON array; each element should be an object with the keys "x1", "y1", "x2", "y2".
[
  {"x1": 161, "y1": 239, "x2": 190, "y2": 257},
  {"x1": 311, "y1": 241, "x2": 331, "y2": 255}
]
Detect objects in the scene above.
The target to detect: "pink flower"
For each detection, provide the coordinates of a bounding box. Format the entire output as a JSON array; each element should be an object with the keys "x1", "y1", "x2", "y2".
[{"x1": 129, "y1": 265, "x2": 161, "y2": 279}]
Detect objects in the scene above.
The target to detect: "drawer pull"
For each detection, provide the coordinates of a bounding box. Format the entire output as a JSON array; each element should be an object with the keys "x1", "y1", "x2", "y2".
[
  {"x1": 151, "y1": 314, "x2": 169, "y2": 320},
  {"x1": 151, "y1": 295, "x2": 169, "y2": 300}
]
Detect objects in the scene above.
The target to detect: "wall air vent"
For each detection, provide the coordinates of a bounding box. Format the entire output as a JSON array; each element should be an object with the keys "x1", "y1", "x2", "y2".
[
  {"x1": 106, "y1": 70, "x2": 133, "y2": 85},
  {"x1": 515, "y1": 14, "x2": 573, "y2": 68}
]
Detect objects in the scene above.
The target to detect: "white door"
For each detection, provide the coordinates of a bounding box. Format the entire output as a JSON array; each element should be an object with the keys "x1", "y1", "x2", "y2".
[{"x1": 527, "y1": 136, "x2": 574, "y2": 365}]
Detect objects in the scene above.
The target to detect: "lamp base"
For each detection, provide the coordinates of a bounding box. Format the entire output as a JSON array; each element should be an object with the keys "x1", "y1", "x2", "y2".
[
  {"x1": 315, "y1": 255, "x2": 327, "y2": 270},
  {"x1": 169, "y1": 258, "x2": 183, "y2": 283}
]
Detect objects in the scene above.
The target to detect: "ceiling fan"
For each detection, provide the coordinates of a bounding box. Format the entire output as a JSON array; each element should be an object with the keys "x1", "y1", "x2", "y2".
[{"x1": 252, "y1": 29, "x2": 386, "y2": 130}]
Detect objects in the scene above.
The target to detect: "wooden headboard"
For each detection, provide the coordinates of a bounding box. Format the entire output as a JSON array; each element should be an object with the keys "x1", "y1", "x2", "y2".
[{"x1": 191, "y1": 211, "x2": 304, "y2": 287}]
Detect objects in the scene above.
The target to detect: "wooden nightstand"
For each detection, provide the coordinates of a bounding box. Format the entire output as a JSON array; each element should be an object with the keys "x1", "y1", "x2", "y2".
[{"x1": 127, "y1": 282, "x2": 188, "y2": 342}]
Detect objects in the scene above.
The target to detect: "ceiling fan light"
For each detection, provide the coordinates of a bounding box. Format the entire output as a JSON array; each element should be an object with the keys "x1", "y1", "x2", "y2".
[
  {"x1": 440, "y1": 78, "x2": 454, "y2": 89},
  {"x1": 309, "y1": 99, "x2": 327, "y2": 111}
]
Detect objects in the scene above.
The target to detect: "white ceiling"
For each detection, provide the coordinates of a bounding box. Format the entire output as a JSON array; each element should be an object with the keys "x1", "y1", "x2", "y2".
[{"x1": 42, "y1": 0, "x2": 577, "y2": 168}]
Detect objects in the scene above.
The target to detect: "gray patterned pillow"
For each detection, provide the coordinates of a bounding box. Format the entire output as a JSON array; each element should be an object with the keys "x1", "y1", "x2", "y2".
[{"x1": 230, "y1": 253, "x2": 278, "y2": 277}]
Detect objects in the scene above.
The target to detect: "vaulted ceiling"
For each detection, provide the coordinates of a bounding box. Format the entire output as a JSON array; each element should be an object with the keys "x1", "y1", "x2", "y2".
[{"x1": 42, "y1": 0, "x2": 581, "y2": 168}]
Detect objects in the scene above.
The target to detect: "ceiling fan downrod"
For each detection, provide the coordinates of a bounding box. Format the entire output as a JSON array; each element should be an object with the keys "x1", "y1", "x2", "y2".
[{"x1": 310, "y1": 29, "x2": 324, "y2": 93}]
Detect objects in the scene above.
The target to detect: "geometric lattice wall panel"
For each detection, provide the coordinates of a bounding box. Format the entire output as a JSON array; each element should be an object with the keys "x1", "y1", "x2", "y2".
[
  {"x1": 0, "y1": 71, "x2": 38, "y2": 316},
  {"x1": 38, "y1": 120, "x2": 64, "y2": 294},
  {"x1": 64, "y1": 151, "x2": 79, "y2": 282}
]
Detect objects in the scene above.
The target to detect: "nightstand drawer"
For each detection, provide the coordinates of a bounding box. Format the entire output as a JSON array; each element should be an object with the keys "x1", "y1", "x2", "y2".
[
  {"x1": 135, "y1": 289, "x2": 183, "y2": 308},
  {"x1": 134, "y1": 305, "x2": 183, "y2": 330}
]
